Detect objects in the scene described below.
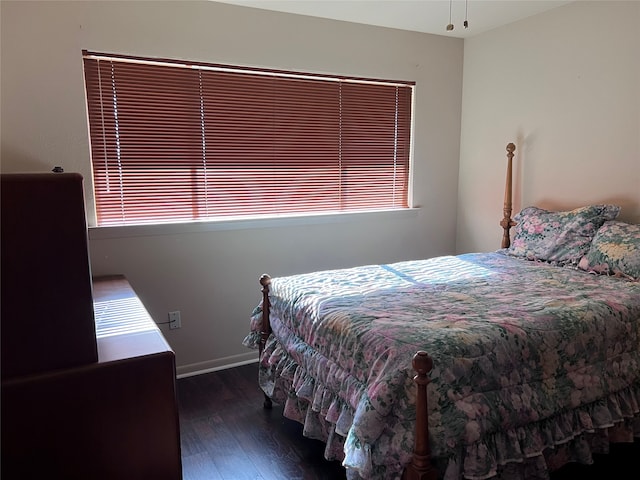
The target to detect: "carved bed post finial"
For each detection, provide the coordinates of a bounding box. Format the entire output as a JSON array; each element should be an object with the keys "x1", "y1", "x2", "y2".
[
  {"x1": 500, "y1": 143, "x2": 517, "y2": 249},
  {"x1": 259, "y1": 274, "x2": 273, "y2": 409},
  {"x1": 403, "y1": 351, "x2": 437, "y2": 480}
]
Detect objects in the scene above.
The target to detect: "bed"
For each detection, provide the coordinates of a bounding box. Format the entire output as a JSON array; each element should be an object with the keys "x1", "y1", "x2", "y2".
[{"x1": 243, "y1": 143, "x2": 640, "y2": 480}]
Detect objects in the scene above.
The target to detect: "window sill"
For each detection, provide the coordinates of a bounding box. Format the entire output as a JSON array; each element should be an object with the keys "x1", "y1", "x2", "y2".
[{"x1": 88, "y1": 208, "x2": 420, "y2": 240}]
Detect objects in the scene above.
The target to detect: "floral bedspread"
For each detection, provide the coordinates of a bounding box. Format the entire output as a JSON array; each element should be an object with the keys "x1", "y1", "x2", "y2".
[{"x1": 243, "y1": 252, "x2": 640, "y2": 479}]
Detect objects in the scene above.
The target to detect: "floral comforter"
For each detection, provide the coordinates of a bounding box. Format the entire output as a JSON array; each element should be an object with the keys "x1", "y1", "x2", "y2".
[{"x1": 243, "y1": 252, "x2": 640, "y2": 479}]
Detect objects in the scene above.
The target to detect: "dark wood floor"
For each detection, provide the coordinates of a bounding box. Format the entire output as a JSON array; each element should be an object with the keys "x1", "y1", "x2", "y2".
[{"x1": 176, "y1": 363, "x2": 639, "y2": 480}]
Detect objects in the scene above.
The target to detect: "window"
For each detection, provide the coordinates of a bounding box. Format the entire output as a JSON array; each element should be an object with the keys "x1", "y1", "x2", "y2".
[{"x1": 83, "y1": 51, "x2": 414, "y2": 226}]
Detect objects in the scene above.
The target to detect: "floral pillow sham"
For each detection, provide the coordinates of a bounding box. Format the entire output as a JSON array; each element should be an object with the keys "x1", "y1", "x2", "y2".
[
  {"x1": 506, "y1": 204, "x2": 620, "y2": 265},
  {"x1": 578, "y1": 220, "x2": 640, "y2": 280}
]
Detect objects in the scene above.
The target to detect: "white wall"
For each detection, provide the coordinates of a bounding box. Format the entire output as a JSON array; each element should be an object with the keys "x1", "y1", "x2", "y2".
[
  {"x1": 457, "y1": 0, "x2": 640, "y2": 253},
  {"x1": 1, "y1": 1, "x2": 463, "y2": 375}
]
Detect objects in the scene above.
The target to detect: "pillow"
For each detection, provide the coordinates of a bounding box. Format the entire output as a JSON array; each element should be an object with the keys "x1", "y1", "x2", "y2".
[
  {"x1": 578, "y1": 221, "x2": 640, "y2": 280},
  {"x1": 506, "y1": 204, "x2": 620, "y2": 265}
]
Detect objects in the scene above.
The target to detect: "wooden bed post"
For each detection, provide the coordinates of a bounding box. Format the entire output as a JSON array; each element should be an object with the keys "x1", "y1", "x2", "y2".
[
  {"x1": 403, "y1": 351, "x2": 437, "y2": 480},
  {"x1": 259, "y1": 274, "x2": 273, "y2": 409},
  {"x1": 500, "y1": 142, "x2": 517, "y2": 249}
]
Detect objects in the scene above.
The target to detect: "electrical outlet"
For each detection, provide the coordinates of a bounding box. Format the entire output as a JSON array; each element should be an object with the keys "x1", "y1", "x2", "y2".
[{"x1": 169, "y1": 311, "x2": 181, "y2": 329}]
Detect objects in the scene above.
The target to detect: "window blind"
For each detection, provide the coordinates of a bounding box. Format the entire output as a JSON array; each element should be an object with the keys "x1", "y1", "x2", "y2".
[{"x1": 83, "y1": 51, "x2": 414, "y2": 226}]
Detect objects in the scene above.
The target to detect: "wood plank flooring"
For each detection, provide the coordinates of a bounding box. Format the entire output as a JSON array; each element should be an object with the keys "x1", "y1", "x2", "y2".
[{"x1": 177, "y1": 363, "x2": 639, "y2": 480}]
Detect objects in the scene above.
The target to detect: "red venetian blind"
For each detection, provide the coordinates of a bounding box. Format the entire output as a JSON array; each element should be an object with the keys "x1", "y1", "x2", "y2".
[{"x1": 82, "y1": 51, "x2": 414, "y2": 226}]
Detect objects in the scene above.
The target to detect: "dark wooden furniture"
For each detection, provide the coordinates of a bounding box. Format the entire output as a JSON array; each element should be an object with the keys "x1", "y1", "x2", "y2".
[
  {"x1": 2, "y1": 276, "x2": 182, "y2": 480},
  {"x1": 1, "y1": 173, "x2": 98, "y2": 379},
  {"x1": 1, "y1": 172, "x2": 182, "y2": 480}
]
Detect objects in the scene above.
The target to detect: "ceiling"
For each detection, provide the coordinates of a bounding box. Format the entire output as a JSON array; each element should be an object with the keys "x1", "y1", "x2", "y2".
[{"x1": 215, "y1": 0, "x2": 573, "y2": 38}]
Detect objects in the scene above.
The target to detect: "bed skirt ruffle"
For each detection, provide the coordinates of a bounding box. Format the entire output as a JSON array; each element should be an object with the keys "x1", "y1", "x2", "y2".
[{"x1": 245, "y1": 329, "x2": 640, "y2": 480}]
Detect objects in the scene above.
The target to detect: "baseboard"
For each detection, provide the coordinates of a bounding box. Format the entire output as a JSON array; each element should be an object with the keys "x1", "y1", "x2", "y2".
[{"x1": 175, "y1": 351, "x2": 258, "y2": 378}]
